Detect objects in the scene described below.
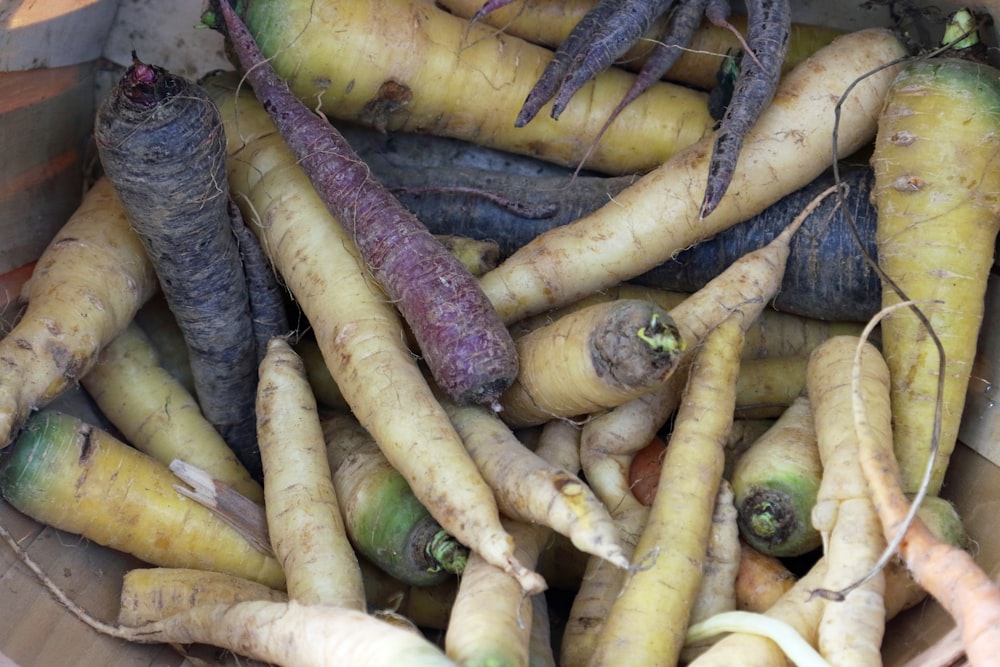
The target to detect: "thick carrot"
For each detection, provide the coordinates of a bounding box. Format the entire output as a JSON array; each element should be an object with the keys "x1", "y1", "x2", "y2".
[
  {"x1": 206, "y1": 74, "x2": 543, "y2": 595},
  {"x1": 94, "y1": 55, "x2": 260, "y2": 478},
  {"x1": 208, "y1": 0, "x2": 713, "y2": 176},
  {"x1": 212, "y1": 0, "x2": 517, "y2": 409},
  {"x1": 0, "y1": 410, "x2": 285, "y2": 590},
  {"x1": 0, "y1": 178, "x2": 157, "y2": 449},
  {"x1": 81, "y1": 323, "x2": 263, "y2": 503},
  {"x1": 479, "y1": 27, "x2": 906, "y2": 324},
  {"x1": 320, "y1": 412, "x2": 469, "y2": 587},
  {"x1": 256, "y1": 337, "x2": 365, "y2": 610},
  {"x1": 497, "y1": 298, "x2": 684, "y2": 427},
  {"x1": 848, "y1": 332, "x2": 1000, "y2": 667},
  {"x1": 730, "y1": 394, "x2": 822, "y2": 557},
  {"x1": 589, "y1": 310, "x2": 745, "y2": 667},
  {"x1": 871, "y1": 53, "x2": 1000, "y2": 495}
]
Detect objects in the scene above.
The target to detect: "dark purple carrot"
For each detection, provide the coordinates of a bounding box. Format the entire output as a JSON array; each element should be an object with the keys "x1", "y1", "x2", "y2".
[
  {"x1": 570, "y1": 0, "x2": 710, "y2": 176},
  {"x1": 699, "y1": 0, "x2": 790, "y2": 219},
  {"x1": 94, "y1": 54, "x2": 262, "y2": 480},
  {"x1": 227, "y1": 198, "x2": 290, "y2": 364},
  {"x1": 210, "y1": 1, "x2": 519, "y2": 407},
  {"x1": 516, "y1": 0, "x2": 677, "y2": 127}
]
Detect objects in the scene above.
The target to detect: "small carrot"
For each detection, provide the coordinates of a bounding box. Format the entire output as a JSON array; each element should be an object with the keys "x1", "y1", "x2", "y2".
[
  {"x1": 441, "y1": 396, "x2": 630, "y2": 569},
  {"x1": 734, "y1": 541, "x2": 797, "y2": 613},
  {"x1": 256, "y1": 337, "x2": 365, "y2": 610},
  {"x1": 81, "y1": 323, "x2": 264, "y2": 503},
  {"x1": 699, "y1": 0, "x2": 791, "y2": 218},
  {"x1": 211, "y1": 0, "x2": 518, "y2": 409}
]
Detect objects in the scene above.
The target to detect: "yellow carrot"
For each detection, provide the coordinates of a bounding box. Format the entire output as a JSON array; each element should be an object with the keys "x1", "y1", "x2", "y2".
[{"x1": 256, "y1": 337, "x2": 365, "y2": 609}]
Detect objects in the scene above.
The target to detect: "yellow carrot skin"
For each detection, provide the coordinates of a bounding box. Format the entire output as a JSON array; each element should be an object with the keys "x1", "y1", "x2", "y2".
[
  {"x1": 0, "y1": 177, "x2": 158, "y2": 448},
  {"x1": 207, "y1": 75, "x2": 544, "y2": 595},
  {"x1": 119, "y1": 568, "x2": 288, "y2": 627},
  {"x1": 480, "y1": 28, "x2": 906, "y2": 325},
  {"x1": 81, "y1": 323, "x2": 263, "y2": 503},
  {"x1": 0, "y1": 410, "x2": 285, "y2": 590},
  {"x1": 590, "y1": 311, "x2": 745, "y2": 667},
  {"x1": 498, "y1": 299, "x2": 684, "y2": 427},
  {"x1": 237, "y1": 0, "x2": 713, "y2": 175},
  {"x1": 872, "y1": 57, "x2": 1000, "y2": 495},
  {"x1": 256, "y1": 337, "x2": 365, "y2": 610}
]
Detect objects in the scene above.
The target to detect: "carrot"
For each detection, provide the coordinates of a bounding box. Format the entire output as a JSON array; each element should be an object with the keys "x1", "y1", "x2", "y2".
[
  {"x1": 118, "y1": 568, "x2": 287, "y2": 627},
  {"x1": 847, "y1": 330, "x2": 1000, "y2": 666},
  {"x1": 0, "y1": 261, "x2": 34, "y2": 311},
  {"x1": 94, "y1": 55, "x2": 261, "y2": 479},
  {"x1": 359, "y1": 557, "x2": 458, "y2": 631},
  {"x1": 807, "y1": 336, "x2": 887, "y2": 667},
  {"x1": 871, "y1": 50, "x2": 1000, "y2": 496},
  {"x1": 515, "y1": 0, "x2": 675, "y2": 126},
  {"x1": 479, "y1": 27, "x2": 906, "y2": 324},
  {"x1": 730, "y1": 394, "x2": 822, "y2": 557},
  {"x1": 207, "y1": 0, "x2": 713, "y2": 176},
  {"x1": 444, "y1": 1, "x2": 842, "y2": 91},
  {"x1": 0, "y1": 177, "x2": 157, "y2": 449},
  {"x1": 80, "y1": 323, "x2": 264, "y2": 503},
  {"x1": 212, "y1": 1, "x2": 517, "y2": 409},
  {"x1": 497, "y1": 298, "x2": 684, "y2": 427},
  {"x1": 687, "y1": 558, "x2": 829, "y2": 667},
  {"x1": 734, "y1": 541, "x2": 797, "y2": 613},
  {"x1": 699, "y1": 0, "x2": 791, "y2": 218},
  {"x1": 118, "y1": 600, "x2": 460, "y2": 667},
  {"x1": 256, "y1": 337, "x2": 366, "y2": 609},
  {"x1": 682, "y1": 479, "x2": 741, "y2": 663},
  {"x1": 440, "y1": 396, "x2": 630, "y2": 569},
  {"x1": 589, "y1": 310, "x2": 746, "y2": 667},
  {"x1": 734, "y1": 355, "x2": 808, "y2": 418},
  {"x1": 206, "y1": 74, "x2": 544, "y2": 595},
  {"x1": 444, "y1": 518, "x2": 546, "y2": 667},
  {"x1": 320, "y1": 412, "x2": 469, "y2": 587},
  {"x1": 627, "y1": 434, "x2": 667, "y2": 506},
  {"x1": 0, "y1": 410, "x2": 285, "y2": 590}
]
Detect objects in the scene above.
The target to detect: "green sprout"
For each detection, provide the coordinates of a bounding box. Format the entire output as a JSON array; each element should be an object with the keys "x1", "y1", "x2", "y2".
[{"x1": 636, "y1": 313, "x2": 685, "y2": 354}]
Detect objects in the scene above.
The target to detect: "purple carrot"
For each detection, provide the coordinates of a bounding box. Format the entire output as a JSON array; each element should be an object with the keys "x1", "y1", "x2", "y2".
[
  {"x1": 212, "y1": 1, "x2": 518, "y2": 407},
  {"x1": 699, "y1": 0, "x2": 790, "y2": 219}
]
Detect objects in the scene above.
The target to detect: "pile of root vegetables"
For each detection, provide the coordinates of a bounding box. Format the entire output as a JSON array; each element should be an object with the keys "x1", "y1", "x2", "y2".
[{"x1": 2, "y1": 0, "x2": 1000, "y2": 666}]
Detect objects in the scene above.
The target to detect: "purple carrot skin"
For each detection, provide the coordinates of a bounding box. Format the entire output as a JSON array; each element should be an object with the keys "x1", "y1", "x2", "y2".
[
  {"x1": 573, "y1": 0, "x2": 710, "y2": 175},
  {"x1": 212, "y1": 0, "x2": 518, "y2": 407},
  {"x1": 547, "y1": 0, "x2": 678, "y2": 120},
  {"x1": 472, "y1": 0, "x2": 520, "y2": 22},
  {"x1": 700, "y1": 0, "x2": 790, "y2": 219},
  {"x1": 94, "y1": 55, "x2": 261, "y2": 479},
  {"x1": 228, "y1": 199, "x2": 290, "y2": 365}
]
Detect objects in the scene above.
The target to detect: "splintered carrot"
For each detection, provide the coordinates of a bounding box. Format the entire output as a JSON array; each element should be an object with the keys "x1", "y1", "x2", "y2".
[{"x1": 256, "y1": 337, "x2": 365, "y2": 609}]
